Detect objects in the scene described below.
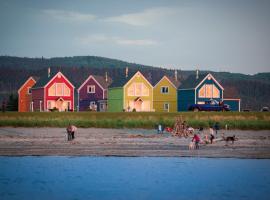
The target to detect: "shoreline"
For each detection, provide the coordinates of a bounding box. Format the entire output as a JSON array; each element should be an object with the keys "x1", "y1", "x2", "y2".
[{"x1": 0, "y1": 127, "x2": 270, "y2": 158}]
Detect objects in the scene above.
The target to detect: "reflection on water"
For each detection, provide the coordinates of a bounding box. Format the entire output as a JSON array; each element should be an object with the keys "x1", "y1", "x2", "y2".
[{"x1": 0, "y1": 157, "x2": 270, "y2": 200}]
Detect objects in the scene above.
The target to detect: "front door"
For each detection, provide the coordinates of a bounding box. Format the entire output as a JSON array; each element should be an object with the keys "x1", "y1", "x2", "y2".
[{"x1": 134, "y1": 99, "x2": 143, "y2": 111}]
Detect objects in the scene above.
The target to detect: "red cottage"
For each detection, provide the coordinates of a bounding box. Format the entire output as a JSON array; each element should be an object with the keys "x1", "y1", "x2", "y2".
[{"x1": 31, "y1": 71, "x2": 74, "y2": 112}]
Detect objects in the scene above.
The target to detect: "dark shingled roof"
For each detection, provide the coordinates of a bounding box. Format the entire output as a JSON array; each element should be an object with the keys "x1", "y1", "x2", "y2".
[
  {"x1": 166, "y1": 76, "x2": 181, "y2": 88},
  {"x1": 91, "y1": 75, "x2": 112, "y2": 89},
  {"x1": 178, "y1": 73, "x2": 208, "y2": 89},
  {"x1": 110, "y1": 71, "x2": 159, "y2": 88}
]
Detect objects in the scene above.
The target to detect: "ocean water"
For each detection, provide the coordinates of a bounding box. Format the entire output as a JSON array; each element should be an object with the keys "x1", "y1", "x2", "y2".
[{"x1": 0, "y1": 157, "x2": 269, "y2": 200}]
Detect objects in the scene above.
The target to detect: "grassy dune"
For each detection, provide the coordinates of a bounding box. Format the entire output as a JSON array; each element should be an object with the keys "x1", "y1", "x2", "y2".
[{"x1": 0, "y1": 112, "x2": 269, "y2": 130}]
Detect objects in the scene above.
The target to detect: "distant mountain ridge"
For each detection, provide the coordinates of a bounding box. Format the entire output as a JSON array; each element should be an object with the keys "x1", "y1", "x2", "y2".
[{"x1": 0, "y1": 56, "x2": 269, "y2": 110}]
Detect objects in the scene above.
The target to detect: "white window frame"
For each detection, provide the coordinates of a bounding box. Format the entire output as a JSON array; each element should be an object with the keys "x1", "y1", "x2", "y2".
[
  {"x1": 161, "y1": 86, "x2": 169, "y2": 94},
  {"x1": 198, "y1": 84, "x2": 220, "y2": 99},
  {"x1": 164, "y1": 103, "x2": 169, "y2": 112},
  {"x1": 87, "y1": 85, "x2": 95, "y2": 94},
  {"x1": 27, "y1": 87, "x2": 31, "y2": 94}
]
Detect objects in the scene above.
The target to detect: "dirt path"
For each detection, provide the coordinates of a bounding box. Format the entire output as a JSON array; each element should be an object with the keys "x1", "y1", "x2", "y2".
[{"x1": 0, "y1": 128, "x2": 270, "y2": 158}]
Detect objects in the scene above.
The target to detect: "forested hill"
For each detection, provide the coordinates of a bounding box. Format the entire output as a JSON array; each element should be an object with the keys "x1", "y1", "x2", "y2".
[{"x1": 0, "y1": 56, "x2": 269, "y2": 111}]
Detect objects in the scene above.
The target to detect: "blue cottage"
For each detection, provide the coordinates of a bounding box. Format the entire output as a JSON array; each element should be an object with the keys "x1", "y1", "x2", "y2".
[{"x1": 178, "y1": 73, "x2": 240, "y2": 111}]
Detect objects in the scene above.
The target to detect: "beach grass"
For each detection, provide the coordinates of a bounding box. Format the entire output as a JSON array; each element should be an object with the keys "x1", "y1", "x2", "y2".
[{"x1": 0, "y1": 111, "x2": 270, "y2": 130}]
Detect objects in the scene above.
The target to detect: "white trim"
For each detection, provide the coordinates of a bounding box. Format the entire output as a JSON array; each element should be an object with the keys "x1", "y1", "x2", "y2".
[
  {"x1": 195, "y1": 90, "x2": 196, "y2": 104},
  {"x1": 44, "y1": 88, "x2": 46, "y2": 111},
  {"x1": 27, "y1": 87, "x2": 31, "y2": 94},
  {"x1": 154, "y1": 76, "x2": 177, "y2": 89},
  {"x1": 195, "y1": 73, "x2": 224, "y2": 91},
  {"x1": 18, "y1": 77, "x2": 36, "y2": 93},
  {"x1": 77, "y1": 75, "x2": 105, "y2": 92},
  {"x1": 40, "y1": 100, "x2": 43, "y2": 112},
  {"x1": 239, "y1": 99, "x2": 241, "y2": 112},
  {"x1": 87, "y1": 85, "x2": 96, "y2": 94},
  {"x1": 223, "y1": 98, "x2": 241, "y2": 101},
  {"x1": 77, "y1": 90, "x2": 79, "y2": 112},
  {"x1": 164, "y1": 103, "x2": 170, "y2": 112},
  {"x1": 44, "y1": 72, "x2": 75, "y2": 89},
  {"x1": 30, "y1": 101, "x2": 33, "y2": 112}
]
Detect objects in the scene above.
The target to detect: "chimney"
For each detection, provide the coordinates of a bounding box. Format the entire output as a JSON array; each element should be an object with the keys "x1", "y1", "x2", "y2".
[
  {"x1": 125, "y1": 67, "x2": 129, "y2": 78},
  {"x1": 48, "y1": 67, "x2": 51, "y2": 78},
  {"x1": 105, "y1": 71, "x2": 108, "y2": 82},
  {"x1": 196, "y1": 69, "x2": 199, "y2": 80},
  {"x1": 174, "y1": 70, "x2": 178, "y2": 82}
]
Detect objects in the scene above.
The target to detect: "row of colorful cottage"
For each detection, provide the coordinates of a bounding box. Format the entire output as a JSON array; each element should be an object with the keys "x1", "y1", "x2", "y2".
[{"x1": 18, "y1": 70, "x2": 241, "y2": 112}]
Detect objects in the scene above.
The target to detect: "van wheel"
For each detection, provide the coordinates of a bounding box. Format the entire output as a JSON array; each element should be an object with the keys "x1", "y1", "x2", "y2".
[{"x1": 193, "y1": 108, "x2": 199, "y2": 112}]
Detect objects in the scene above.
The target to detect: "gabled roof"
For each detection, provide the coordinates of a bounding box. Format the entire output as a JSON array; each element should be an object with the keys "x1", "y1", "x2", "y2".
[
  {"x1": 178, "y1": 73, "x2": 207, "y2": 89},
  {"x1": 18, "y1": 76, "x2": 36, "y2": 93},
  {"x1": 123, "y1": 71, "x2": 154, "y2": 89},
  {"x1": 77, "y1": 75, "x2": 112, "y2": 91},
  {"x1": 109, "y1": 70, "x2": 137, "y2": 88},
  {"x1": 109, "y1": 70, "x2": 164, "y2": 88},
  {"x1": 32, "y1": 70, "x2": 74, "y2": 89},
  {"x1": 154, "y1": 75, "x2": 181, "y2": 89},
  {"x1": 179, "y1": 73, "x2": 224, "y2": 90}
]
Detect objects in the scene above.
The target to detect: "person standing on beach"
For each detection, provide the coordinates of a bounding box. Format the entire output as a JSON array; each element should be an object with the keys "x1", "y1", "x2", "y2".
[
  {"x1": 66, "y1": 124, "x2": 77, "y2": 141},
  {"x1": 214, "y1": 122, "x2": 220, "y2": 135},
  {"x1": 192, "y1": 134, "x2": 200, "y2": 149},
  {"x1": 210, "y1": 128, "x2": 215, "y2": 144}
]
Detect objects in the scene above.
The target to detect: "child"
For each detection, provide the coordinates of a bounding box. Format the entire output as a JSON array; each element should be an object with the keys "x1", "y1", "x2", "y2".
[{"x1": 192, "y1": 134, "x2": 200, "y2": 149}]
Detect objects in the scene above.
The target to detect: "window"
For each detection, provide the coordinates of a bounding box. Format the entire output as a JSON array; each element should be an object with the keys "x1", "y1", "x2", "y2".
[
  {"x1": 205, "y1": 84, "x2": 212, "y2": 98},
  {"x1": 135, "y1": 83, "x2": 142, "y2": 96},
  {"x1": 63, "y1": 84, "x2": 70, "y2": 96},
  {"x1": 212, "y1": 85, "x2": 220, "y2": 98},
  {"x1": 87, "y1": 85, "x2": 95, "y2": 93},
  {"x1": 198, "y1": 85, "x2": 206, "y2": 97},
  {"x1": 128, "y1": 83, "x2": 135, "y2": 96},
  {"x1": 142, "y1": 84, "x2": 149, "y2": 96},
  {"x1": 161, "y1": 86, "x2": 169, "y2": 94},
  {"x1": 100, "y1": 103, "x2": 107, "y2": 111},
  {"x1": 127, "y1": 82, "x2": 149, "y2": 96},
  {"x1": 198, "y1": 84, "x2": 220, "y2": 98},
  {"x1": 56, "y1": 83, "x2": 63, "y2": 96},
  {"x1": 48, "y1": 83, "x2": 56, "y2": 96},
  {"x1": 27, "y1": 87, "x2": 31, "y2": 94},
  {"x1": 164, "y1": 103, "x2": 169, "y2": 112},
  {"x1": 48, "y1": 83, "x2": 70, "y2": 96}
]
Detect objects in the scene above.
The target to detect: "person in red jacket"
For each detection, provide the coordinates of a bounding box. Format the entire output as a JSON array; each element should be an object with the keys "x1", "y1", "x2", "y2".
[{"x1": 192, "y1": 134, "x2": 201, "y2": 149}]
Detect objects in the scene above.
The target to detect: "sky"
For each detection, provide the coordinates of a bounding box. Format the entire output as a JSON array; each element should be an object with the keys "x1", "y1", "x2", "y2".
[{"x1": 0, "y1": 0, "x2": 270, "y2": 74}]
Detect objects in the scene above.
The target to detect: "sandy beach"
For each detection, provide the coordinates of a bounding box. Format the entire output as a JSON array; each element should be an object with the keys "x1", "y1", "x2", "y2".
[{"x1": 0, "y1": 127, "x2": 270, "y2": 158}]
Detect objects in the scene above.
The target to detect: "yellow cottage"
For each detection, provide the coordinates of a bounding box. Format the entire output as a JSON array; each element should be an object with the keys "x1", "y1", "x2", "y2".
[
  {"x1": 153, "y1": 76, "x2": 179, "y2": 112},
  {"x1": 123, "y1": 71, "x2": 154, "y2": 112}
]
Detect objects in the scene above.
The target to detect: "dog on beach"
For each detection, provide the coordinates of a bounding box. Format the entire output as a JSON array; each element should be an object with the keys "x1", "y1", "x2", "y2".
[
  {"x1": 223, "y1": 135, "x2": 236, "y2": 145},
  {"x1": 188, "y1": 141, "x2": 195, "y2": 150}
]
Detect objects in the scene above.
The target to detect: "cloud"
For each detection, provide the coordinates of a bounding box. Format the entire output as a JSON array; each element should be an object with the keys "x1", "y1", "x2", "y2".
[
  {"x1": 43, "y1": 9, "x2": 96, "y2": 22},
  {"x1": 116, "y1": 39, "x2": 157, "y2": 45},
  {"x1": 77, "y1": 34, "x2": 158, "y2": 46},
  {"x1": 105, "y1": 7, "x2": 177, "y2": 26}
]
